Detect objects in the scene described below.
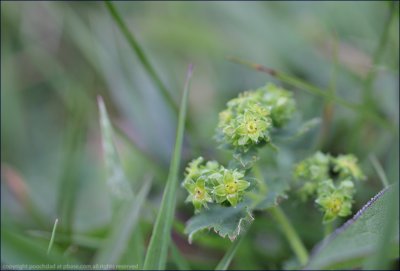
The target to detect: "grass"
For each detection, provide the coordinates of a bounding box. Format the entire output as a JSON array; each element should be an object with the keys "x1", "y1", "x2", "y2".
[
  {"x1": 104, "y1": 1, "x2": 178, "y2": 115},
  {"x1": 47, "y1": 219, "x2": 59, "y2": 255},
  {"x1": 143, "y1": 64, "x2": 194, "y2": 269}
]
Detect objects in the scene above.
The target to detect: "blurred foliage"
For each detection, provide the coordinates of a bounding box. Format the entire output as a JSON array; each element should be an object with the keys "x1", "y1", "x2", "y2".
[{"x1": 1, "y1": 1, "x2": 399, "y2": 270}]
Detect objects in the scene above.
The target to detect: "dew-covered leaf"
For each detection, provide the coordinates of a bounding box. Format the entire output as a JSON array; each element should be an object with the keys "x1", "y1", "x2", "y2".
[{"x1": 306, "y1": 185, "x2": 399, "y2": 270}]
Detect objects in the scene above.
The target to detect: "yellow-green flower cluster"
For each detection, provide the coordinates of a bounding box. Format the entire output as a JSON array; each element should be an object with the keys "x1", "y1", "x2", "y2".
[
  {"x1": 262, "y1": 83, "x2": 296, "y2": 127},
  {"x1": 293, "y1": 152, "x2": 365, "y2": 223},
  {"x1": 216, "y1": 83, "x2": 296, "y2": 151},
  {"x1": 182, "y1": 157, "x2": 250, "y2": 212}
]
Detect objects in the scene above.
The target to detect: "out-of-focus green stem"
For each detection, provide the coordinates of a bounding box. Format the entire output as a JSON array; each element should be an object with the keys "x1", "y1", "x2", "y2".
[
  {"x1": 269, "y1": 206, "x2": 309, "y2": 266},
  {"x1": 227, "y1": 56, "x2": 397, "y2": 135},
  {"x1": 364, "y1": 1, "x2": 397, "y2": 102},
  {"x1": 104, "y1": 1, "x2": 178, "y2": 114},
  {"x1": 252, "y1": 165, "x2": 308, "y2": 266},
  {"x1": 215, "y1": 232, "x2": 246, "y2": 270},
  {"x1": 323, "y1": 221, "x2": 334, "y2": 238},
  {"x1": 369, "y1": 154, "x2": 389, "y2": 188}
]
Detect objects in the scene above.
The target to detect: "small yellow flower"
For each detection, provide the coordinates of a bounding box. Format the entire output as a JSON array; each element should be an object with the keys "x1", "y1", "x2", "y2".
[
  {"x1": 213, "y1": 169, "x2": 250, "y2": 207},
  {"x1": 333, "y1": 154, "x2": 365, "y2": 181},
  {"x1": 236, "y1": 112, "x2": 270, "y2": 146},
  {"x1": 184, "y1": 178, "x2": 213, "y2": 212},
  {"x1": 316, "y1": 192, "x2": 352, "y2": 223}
]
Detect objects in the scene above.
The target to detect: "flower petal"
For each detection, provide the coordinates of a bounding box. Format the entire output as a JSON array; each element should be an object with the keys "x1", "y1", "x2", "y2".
[
  {"x1": 227, "y1": 193, "x2": 239, "y2": 207},
  {"x1": 196, "y1": 178, "x2": 206, "y2": 189},
  {"x1": 236, "y1": 180, "x2": 250, "y2": 191},
  {"x1": 213, "y1": 184, "x2": 227, "y2": 197},
  {"x1": 183, "y1": 180, "x2": 196, "y2": 194}
]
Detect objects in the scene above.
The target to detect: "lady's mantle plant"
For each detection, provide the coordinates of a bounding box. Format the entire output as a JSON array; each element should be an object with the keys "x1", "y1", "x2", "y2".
[
  {"x1": 183, "y1": 83, "x2": 296, "y2": 212},
  {"x1": 182, "y1": 82, "x2": 365, "y2": 254},
  {"x1": 294, "y1": 152, "x2": 365, "y2": 223}
]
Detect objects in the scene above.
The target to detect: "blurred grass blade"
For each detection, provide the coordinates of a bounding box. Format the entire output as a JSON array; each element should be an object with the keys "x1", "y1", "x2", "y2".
[
  {"x1": 364, "y1": 1, "x2": 397, "y2": 103},
  {"x1": 369, "y1": 154, "x2": 389, "y2": 188},
  {"x1": 57, "y1": 99, "x2": 88, "y2": 233},
  {"x1": 215, "y1": 233, "x2": 246, "y2": 270},
  {"x1": 104, "y1": 1, "x2": 178, "y2": 114},
  {"x1": 47, "y1": 218, "x2": 59, "y2": 255},
  {"x1": 143, "y1": 64, "x2": 194, "y2": 270},
  {"x1": 170, "y1": 241, "x2": 191, "y2": 270},
  {"x1": 98, "y1": 96, "x2": 133, "y2": 200},
  {"x1": 28, "y1": 230, "x2": 102, "y2": 249},
  {"x1": 1, "y1": 224, "x2": 76, "y2": 264},
  {"x1": 94, "y1": 177, "x2": 152, "y2": 264},
  {"x1": 227, "y1": 56, "x2": 396, "y2": 134},
  {"x1": 119, "y1": 226, "x2": 145, "y2": 267}
]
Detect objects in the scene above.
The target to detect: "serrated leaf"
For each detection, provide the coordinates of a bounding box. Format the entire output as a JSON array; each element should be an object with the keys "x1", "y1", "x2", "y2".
[
  {"x1": 98, "y1": 96, "x2": 133, "y2": 200},
  {"x1": 184, "y1": 203, "x2": 254, "y2": 244},
  {"x1": 306, "y1": 185, "x2": 399, "y2": 270}
]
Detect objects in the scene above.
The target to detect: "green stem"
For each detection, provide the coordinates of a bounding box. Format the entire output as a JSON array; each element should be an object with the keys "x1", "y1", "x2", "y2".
[
  {"x1": 215, "y1": 232, "x2": 246, "y2": 270},
  {"x1": 227, "y1": 56, "x2": 397, "y2": 135},
  {"x1": 369, "y1": 154, "x2": 389, "y2": 188},
  {"x1": 323, "y1": 221, "x2": 334, "y2": 238},
  {"x1": 269, "y1": 207, "x2": 309, "y2": 266},
  {"x1": 364, "y1": 1, "x2": 397, "y2": 103},
  {"x1": 252, "y1": 165, "x2": 308, "y2": 266}
]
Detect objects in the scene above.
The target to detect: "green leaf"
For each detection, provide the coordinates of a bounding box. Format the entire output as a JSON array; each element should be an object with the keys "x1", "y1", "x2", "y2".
[
  {"x1": 230, "y1": 147, "x2": 260, "y2": 170},
  {"x1": 98, "y1": 96, "x2": 133, "y2": 200},
  {"x1": 215, "y1": 232, "x2": 246, "y2": 270},
  {"x1": 143, "y1": 64, "x2": 193, "y2": 270},
  {"x1": 306, "y1": 185, "x2": 399, "y2": 270},
  {"x1": 364, "y1": 182, "x2": 399, "y2": 270},
  {"x1": 249, "y1": 165, "x2": 289, "y2": 211},
  {"x1": 94, "y1": 178, "x2": 152, "y2": 264},
  {"x1": 184, "y1": 203, "x2": 253, "y2": 244}
]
